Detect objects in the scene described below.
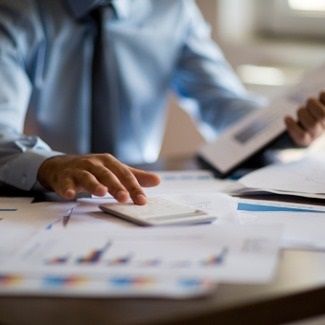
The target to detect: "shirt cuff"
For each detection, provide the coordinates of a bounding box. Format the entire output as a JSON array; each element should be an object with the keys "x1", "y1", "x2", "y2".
[{"x1": 0, "y1": 150, "x2": 63, "y2": 191}]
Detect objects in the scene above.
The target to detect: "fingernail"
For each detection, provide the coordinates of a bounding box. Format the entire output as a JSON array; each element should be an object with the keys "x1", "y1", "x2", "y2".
[
  {"x1": 116, "y1": 191, "x2": 129, "y2": 202},
  {"x1": 136, "y1": 194, "x2": 147, "y2": 205}
]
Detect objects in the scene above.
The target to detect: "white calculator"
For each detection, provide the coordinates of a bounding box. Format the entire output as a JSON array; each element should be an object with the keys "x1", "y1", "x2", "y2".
[{"x1": 99, "y1": 197, "x2": 216, "y2": 226}]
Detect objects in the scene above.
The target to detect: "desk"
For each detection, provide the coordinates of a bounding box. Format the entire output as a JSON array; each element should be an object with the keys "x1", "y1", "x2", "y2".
[{"x1": 0, "y1": 156, "x2": 325, "y2": 325}]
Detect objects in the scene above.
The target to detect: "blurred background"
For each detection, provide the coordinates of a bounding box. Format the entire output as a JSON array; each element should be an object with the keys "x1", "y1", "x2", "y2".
[{"x1": 159, "y1": 0, "x2": 325, "y2": 159}]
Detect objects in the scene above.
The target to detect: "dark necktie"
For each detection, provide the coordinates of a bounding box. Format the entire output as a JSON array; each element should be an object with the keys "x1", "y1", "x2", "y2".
[
  {"x1": 67, "y1": 0, "x2": 118, "y2": 154},
  {"x1": 67, "y1": 0, "x2": 108, "y2": 20},
  {"x1": 90, "y1": 5, "x2": 118, "y2": 154}
]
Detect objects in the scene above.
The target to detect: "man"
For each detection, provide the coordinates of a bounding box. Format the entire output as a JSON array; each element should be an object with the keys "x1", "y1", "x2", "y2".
[{"x1": 0, "y1": 0, "x2": 324, "y2": 204}]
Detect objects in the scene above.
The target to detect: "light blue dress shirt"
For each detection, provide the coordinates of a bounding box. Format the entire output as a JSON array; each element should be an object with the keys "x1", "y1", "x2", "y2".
[{"x1": 0, "y1": 0, "x2": 264, "y2": 191}]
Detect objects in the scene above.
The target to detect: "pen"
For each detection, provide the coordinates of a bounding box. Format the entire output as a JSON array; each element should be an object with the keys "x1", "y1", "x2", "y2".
[{"x1": 63, "y1": 208, "x2": 74, "y2": 227}]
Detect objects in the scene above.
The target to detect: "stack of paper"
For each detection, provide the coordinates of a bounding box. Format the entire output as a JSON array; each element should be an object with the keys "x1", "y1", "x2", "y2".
[
  {"x1": 223, "y1": 153, "x2": 325, "y2": 250},
  {"x1": 228, "y1": 152, "x2": 325, "y2": 199}
]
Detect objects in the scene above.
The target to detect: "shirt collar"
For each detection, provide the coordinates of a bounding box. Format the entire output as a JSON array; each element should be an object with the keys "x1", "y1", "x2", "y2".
[{"x1": 67, "y1": 0, "x2": 131, "y2": 20}]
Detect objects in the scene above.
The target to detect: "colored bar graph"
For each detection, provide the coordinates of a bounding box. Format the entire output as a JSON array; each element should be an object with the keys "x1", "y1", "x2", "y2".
[
  {"x1": 43, "y1": 275, "x2": 87, "y2": 287},
  {"x1": 201, "y1": 247, "x2": 228, "y2": 266},
  {"x1": 46, "y1": 256, "x2": 70, "y2": 265},
  {"x1": 0, "y1": 274, "x2": 22, "y2": 286},
  {"x1": 77, "y1": 241, "x2": 111, "y2": 264},
  {"x1": 109, "y1": 276, "x2": 154, "y2": 287},
  {"x1": 108, "y1": 254, "x2": 133, "y2": 266},
  {"x1": 178, "y1": 278, "x2": 212, "y2": 289}
]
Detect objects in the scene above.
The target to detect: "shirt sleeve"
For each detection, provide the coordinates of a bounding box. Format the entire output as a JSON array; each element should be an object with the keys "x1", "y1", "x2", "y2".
[
  {"x1": 0, "y1": 133, "x2": 63, "y2": 190},
  {"x1": 0, "y1": 1, "x2": 62, "y2": 191},
  {"x1": 171, "y1": 0, "x2": 267, "y2": 141}
]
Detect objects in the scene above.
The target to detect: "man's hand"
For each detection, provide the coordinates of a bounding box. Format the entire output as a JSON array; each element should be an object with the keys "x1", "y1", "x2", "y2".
[
  {"x1": 37, "y1": 154, "x2": 161, "y2": 205},
  {"x1": 285, "y1": 91, "x2": 325, "y2": 147}
]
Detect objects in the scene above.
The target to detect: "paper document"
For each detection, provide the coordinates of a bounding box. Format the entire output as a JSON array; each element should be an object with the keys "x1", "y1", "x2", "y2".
[
  {"x1": 0, "y1": 198, "x2": 76, "y2": 259},
  {"x1": 198, "y1": 63, "x2": 325, "y2": 176},
  {"x1": 236, "y1": 198, "x2": 325, "y2": 250},
  {"x1": 236, "y1": 152, "x2": 325, "y2": 199},
  {"x1": 0, "y1": 224, "x2": 282, "y2": 297}
]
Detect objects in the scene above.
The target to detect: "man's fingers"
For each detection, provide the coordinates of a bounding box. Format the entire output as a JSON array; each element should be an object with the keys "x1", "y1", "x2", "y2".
[
  {"x1": 286, "y1": 92, "x2": 325, "y2": 147},
  {"x1": 99, "y1": 155, "x2": 150, "y2": 205},
  {"x1": 57, "y1": 170, "x2": 107, "y2": 199},
  {"x1": 129, "y1": 167, "x2": 161, "y2": 187},
  {"x1": 37, "y1": 154, "x2": 160, "y2": 205},
  {"x1": 110, "y1": 166, "x2": 147, "y2": 205},
  {"x1": 86, "y1": 154, "x2": 144, "y2": 204},
  {"x1": 86, "y1": 165, "x2": 132, "y2": 202},
  {"x1": 306, "y1": 98, "x2": 325, "y2": 128},
  {"x1": 55, "y1": 176, "x2": 78, "y2": 200},
  {"x1": 297, "y1": 106, "x2": 323, "y2": 139},
  {"x1": 285, "y1": 116, "x2": 312, "y2": 147}
]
